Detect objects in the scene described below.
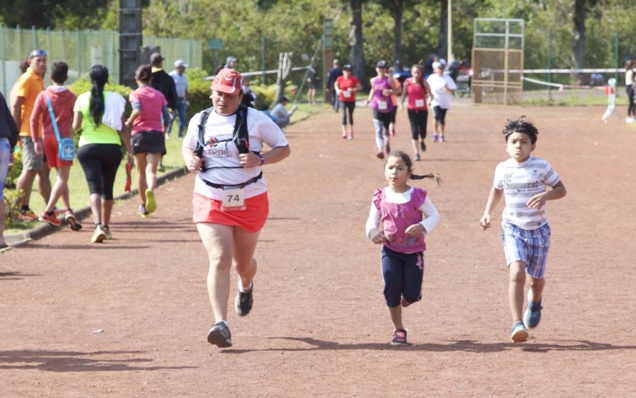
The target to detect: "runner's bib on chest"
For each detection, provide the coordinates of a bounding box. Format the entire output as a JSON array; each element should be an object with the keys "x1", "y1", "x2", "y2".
[
  {"x1": 415, "y1": 99, "x2": 425, "y2": 108},
  {"x1": 222, "y1": 187, "x2": 246, "y2": 211},
  {"x1": 377, "y1": 100, "x2": 388, "y2": 110},
  {"x1": 343, "y1": 90, "x2": 351, "y2": 98}
]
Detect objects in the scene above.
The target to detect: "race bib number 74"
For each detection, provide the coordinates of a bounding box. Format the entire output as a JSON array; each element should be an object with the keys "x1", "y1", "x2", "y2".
[{"x1": 221, "y1": 188, "x2": 246, "y2": 211}]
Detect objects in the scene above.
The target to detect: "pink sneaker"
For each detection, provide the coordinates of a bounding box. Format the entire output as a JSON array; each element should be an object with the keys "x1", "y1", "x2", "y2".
[
  {"x1": 439, "y1": 135, "x2": 445, "y2": 143},
  {"x1": 391, "y1": 329, "x2": 408, "y2": 346},
  {"x1": 432, "y1": 134, "x2": 438, "y2": 143}
]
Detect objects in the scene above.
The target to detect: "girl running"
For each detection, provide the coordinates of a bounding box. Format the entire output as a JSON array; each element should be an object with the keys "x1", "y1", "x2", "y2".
[
  {"x1": 401, "y1": 65, "x2": 432, "y2": 161},
  {"x1": 366, "y1": 151, "x2": 440, "y2": 345},
  {"x1": 366, "y1": 60, "x2": 399, "y2": 159},
  {"x1": 334, "y1": 64, "x2": 361, "y2": 140},
  {"x1": 125, "y1": 64, "x2": 170, "y2": 218}
]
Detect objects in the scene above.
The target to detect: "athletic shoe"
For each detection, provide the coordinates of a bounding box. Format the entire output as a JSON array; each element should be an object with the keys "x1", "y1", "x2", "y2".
[
  {"x1": 39, "y1": 211, "x2": 62, "y2": 227},
  {"x1": 510, "y1": 320, "x2": 529, "y2": 343},
  {"x1": 347, "y1": 131, "x2": 354, "y2": 140},
  {"x1": 91, "y1": 226, "x2": 107, "y2": 243},
  {"x1": 64, "y1": 211, "x2": 82, "y2": 231},
  {"x1": 207, "y1": 321, "x2": 232, "y2": 348},
  {"x1": 16, "y1": 208, "x2": 38, "y2": 222},
  {"x1": 158, "y1": 163, "x2": 165, "y2": 172},
  {"x1": 342, "y1": 131, "x2": 347, "y2": 139},
  {"x1": 235, "y1": 283, "x2": 254, "y2": 316},
  {"x1": 524, "y1": 289, "x2": 543, "y2": 329},
  {"x1": 102, "y1": 225, "x2": 112, "y2": 240},
  {"x1": 391, "y1": 329, "x2": 408, "y2": 346},
  {"x1": 626, "y1": 117, "x2": 635, "y2": 123},
  {"x1": 145, "y1": 189, "x2": 156, "y2": 213},
  {"x1": 139, "y1": 204, "x2": 150, "y2": 218},
  {"x1": 414, "y1": 153, "x2": 421, "y2": 161},
  {"x1": 439, "y1": 135, "x2": 445, "y2": 143},
  {"x1": 432, "y1": 134, "x2": 438, "y2": 143},
  {"x1": 385, "y1": 143, "x2": 391, "y2": 154},
  {"x1": 376, "y1": 151, "x2": 385, "y2": 160},
  {"x1": 420, "y1": 140, "x2": 426, "y2": 152}
]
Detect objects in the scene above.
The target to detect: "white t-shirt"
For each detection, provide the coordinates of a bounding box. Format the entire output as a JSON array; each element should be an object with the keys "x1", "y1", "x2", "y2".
[
  {"x1": 426, "y1": 73, "x2": 457, "y2": 109},
  {"x1": 183, "y1": 107, "x2": 289, "y2": 200},
  {"x1": 493, "y1": 156, "x2": 561, "y2": 230}
]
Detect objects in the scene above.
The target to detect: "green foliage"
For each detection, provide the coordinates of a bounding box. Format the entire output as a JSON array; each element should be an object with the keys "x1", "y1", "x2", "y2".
[
  {"x1": 0, "y1": 0, "x2": 109, "y2": 29},
  {"x1": 3, "y1": 188, "x2": 24, "y2": 229},
  {"x1": 5, "y1": 150, "x2": 22, "y2": 189}
]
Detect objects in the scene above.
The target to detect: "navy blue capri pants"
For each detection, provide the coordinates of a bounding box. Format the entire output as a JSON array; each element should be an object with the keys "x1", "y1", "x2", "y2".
[{"x1": 381, "y1": 246, "x2": 425, "y2": 307}]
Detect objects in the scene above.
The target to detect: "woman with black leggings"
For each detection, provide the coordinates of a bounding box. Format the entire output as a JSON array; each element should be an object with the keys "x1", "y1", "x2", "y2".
[
  {"x1": 72, "y1": 65, "x2": 132, "y2": 243},
  {"x1": 334, "y1": 64, "x2": 362, "y2": 140}
]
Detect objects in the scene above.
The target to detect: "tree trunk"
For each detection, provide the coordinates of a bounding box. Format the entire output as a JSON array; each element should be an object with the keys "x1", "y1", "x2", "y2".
[
  {"x1": 439, "y1": 0, "x2": 448, "y2": 60},
  {"x1": 392, "y1": 0, "x2": 403, "y2": 66},
  {"x1": 349, "y1": 0, "x2": 368, "y2": 92},
  {"x1": 276, "y1": 52, "x2": 293, "y2": 101},
  {"x1": 572, "y1": 0, "x2": 586, "y2": 85}
]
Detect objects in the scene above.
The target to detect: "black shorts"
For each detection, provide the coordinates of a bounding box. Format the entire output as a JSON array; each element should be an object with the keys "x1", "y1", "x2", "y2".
[{"x1": 131, "y1": 131, "x2": 166, "y2": 155}]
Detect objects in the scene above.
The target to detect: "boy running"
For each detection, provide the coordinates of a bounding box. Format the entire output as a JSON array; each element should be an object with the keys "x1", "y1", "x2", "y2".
[{"x1": 479, "y1": 116, "x2": 567, "y2": 343}]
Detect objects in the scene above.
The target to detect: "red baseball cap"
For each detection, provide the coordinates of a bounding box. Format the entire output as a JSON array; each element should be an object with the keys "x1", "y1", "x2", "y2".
[{"x1": 212, "y1": 68, "x2": 242, "y2": 95}]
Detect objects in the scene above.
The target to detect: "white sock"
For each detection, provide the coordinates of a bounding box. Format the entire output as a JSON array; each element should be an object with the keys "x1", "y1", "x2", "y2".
[{"x1": 238, "y1": 279, "x2": 253, "y2": 293}]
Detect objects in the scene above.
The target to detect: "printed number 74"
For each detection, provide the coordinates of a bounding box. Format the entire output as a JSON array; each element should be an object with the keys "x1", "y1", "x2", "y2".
[{"x1": 227, "y1": 194, "x2": 240, "y2": 203}]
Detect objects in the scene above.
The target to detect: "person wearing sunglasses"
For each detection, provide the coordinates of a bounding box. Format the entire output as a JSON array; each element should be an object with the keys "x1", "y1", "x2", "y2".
[{"x1": 10, "y1": 49, "x2": 52, "y2": 222}]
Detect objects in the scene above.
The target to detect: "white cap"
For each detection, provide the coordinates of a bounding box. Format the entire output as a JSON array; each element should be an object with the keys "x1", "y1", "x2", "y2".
[
  {"x1": 439, "y1": 58, "x2": 447, "y2": 66},
  {"x1": 174, "y1": 59, "x2": 188, "y2": 68},
  {"x1": 432, "y1": 61, "x2": 442, "y2": 70}
]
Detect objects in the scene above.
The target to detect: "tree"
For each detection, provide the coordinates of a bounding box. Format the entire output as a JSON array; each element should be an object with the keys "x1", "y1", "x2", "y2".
[
  {"x1": 0, "y1": 0, "x2": 110, "y2": 29},
  {"x1": 349, "y1": 0, "x2": 369, "y2": 91},
  {"x1": 572, "y1": 0, "x2": 586, "y2": 83}
]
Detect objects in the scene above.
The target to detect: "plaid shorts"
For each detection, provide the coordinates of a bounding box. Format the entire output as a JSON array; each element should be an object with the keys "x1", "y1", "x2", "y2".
[{"x1": 502, "y1": 223, "x2": 551, "y2": 279}]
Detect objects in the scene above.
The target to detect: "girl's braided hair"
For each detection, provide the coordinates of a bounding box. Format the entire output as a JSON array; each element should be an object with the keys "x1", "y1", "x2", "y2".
[{"x1": 386, "y1": 150, "x2": 442, "y2": 185}]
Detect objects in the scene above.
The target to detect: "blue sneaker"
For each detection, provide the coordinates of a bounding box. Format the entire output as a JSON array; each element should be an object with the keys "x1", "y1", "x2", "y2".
[
  {"x1": 510, "y1": 320, "x2": 528, "y2": 343},
  {"x1": 524, "y1": 290, "x2": 543, "y2": 329}
]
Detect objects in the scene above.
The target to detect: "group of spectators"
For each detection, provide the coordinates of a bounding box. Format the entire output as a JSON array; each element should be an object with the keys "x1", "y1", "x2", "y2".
[{"x1": 0, "y1": 50, "x2": 192, "y2": 249}]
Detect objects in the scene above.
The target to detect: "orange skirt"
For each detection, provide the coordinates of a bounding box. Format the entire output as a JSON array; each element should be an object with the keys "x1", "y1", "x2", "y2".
[{"x1": 192, "y1": 191, "x2": 269, "y2": 232}]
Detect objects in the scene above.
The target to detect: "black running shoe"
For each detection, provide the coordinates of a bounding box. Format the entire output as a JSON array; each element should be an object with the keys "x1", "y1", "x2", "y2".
[
  {"x1": 207, "y1": 321, "x2": 232, "y2": 348},
  {"x1": 235, "y1": 283, "x2": 254, "y2": 316},
  {"x1": 420, "y1": 140, "x2": 426, "y2": 152}
]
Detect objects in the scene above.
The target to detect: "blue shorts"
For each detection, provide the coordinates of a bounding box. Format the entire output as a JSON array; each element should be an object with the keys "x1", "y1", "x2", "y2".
[
  {"x1": 502, "y1": 223, "x2": 551, "y2": 279},
  {"x1": 381, "y1": 246, "x2": 425, "y2": 307},
  {"x1": 0, "y1": 138, "x2": 10, "y2": 200}
]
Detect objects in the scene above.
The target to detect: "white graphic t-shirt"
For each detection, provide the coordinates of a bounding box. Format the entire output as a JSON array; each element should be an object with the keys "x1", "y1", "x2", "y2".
[
  {"x1": 183, "y1": 108, "x2": 288, "y2": 200},
  {"x1": 493, "y1": 156, "x2": 561, "y2": 230}
]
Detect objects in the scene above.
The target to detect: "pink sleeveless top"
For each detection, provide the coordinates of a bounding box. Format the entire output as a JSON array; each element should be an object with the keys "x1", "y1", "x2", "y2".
[
  {"x1": 373, "y1": 187, "x2": 428, "y2": 253},
  {"x1": 371, "y1": 76, "x2": 395, "y2": 113}
]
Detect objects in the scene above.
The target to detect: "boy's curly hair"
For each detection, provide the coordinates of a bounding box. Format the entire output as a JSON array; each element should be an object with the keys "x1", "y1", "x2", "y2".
[{"x1": 502, "y1": 115, "x2": 538, "y2": 144}]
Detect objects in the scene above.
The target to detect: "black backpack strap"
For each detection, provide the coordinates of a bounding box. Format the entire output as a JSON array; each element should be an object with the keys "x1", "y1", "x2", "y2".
[
  {"x1": 195, "y1": 107, "x2": 213, "y2": 158},
  {"x1": 233, "y1": 104, "x2": 250, "y2": 154}
]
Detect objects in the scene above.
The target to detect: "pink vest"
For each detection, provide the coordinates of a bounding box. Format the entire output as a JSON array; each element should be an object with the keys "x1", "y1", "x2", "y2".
[{"x1": 373, "y1": 187, "x2": 427, "y2": 253}]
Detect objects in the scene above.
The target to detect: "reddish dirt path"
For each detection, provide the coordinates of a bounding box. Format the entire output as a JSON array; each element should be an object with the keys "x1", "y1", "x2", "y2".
[{"x1": 1, "y1": 102, "x2": 635, "y2": 397}]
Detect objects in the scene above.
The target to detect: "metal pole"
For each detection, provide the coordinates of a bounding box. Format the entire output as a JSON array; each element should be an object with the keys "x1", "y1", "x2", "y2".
[
  {"x1": 615, "y1": 27, "x2": 619, "y2": 83},
  {"x1": 447, "y1": 0, "x2": 452, "y2": 61},
  {"x1": 261, "y1": 36, "x2": 266, "y2": 85},
  {"x1": 548, "y1": 29, "x2": 552, "y2": 101}
]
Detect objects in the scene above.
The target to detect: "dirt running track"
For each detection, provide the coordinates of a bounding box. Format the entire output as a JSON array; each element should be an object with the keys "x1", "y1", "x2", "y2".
[{"x1": 1, "y1": 102, "x2": 635, "y2": 397}]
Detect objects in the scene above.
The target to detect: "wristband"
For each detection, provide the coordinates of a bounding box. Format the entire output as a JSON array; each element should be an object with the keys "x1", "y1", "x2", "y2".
[{"x1": 257, "y1": 153, "x2": 265, "y2": 165}]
